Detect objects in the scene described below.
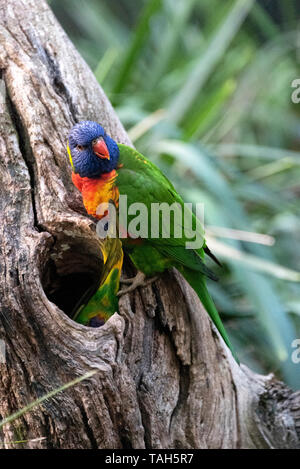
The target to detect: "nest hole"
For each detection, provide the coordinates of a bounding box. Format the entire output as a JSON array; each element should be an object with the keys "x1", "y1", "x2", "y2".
[{"x1": 42, "y1": 237, "x2": 103, "y2": 320}]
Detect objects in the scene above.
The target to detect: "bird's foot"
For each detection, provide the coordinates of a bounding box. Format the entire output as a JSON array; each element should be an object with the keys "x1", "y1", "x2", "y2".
[{"x1": 117, "y1": 271, "x2": 158, "y2": 296}]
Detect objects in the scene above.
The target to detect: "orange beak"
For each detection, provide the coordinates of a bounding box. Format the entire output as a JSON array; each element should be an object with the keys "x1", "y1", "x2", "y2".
[{"x1": 92, "y1": 137, "x2": 110, "y2": 160}]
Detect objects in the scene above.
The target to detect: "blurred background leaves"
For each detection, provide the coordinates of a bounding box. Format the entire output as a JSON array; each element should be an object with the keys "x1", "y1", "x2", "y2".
[{"x1": 50, "y1": 0, "x2": 300, "y2": 388}]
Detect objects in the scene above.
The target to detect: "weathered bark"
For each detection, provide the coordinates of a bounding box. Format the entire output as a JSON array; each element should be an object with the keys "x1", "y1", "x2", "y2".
[{"x1": 0, "y1": 0, "x2": 299, "y2": 449}]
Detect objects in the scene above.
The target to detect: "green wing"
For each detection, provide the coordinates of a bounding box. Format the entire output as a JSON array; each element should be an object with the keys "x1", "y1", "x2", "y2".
[
  {"x1": 117, "y1": 144, "x2": 204, "y2": 247},
  {"x1": 116, "y1": 144, "x2": 214, "y2": 277}
]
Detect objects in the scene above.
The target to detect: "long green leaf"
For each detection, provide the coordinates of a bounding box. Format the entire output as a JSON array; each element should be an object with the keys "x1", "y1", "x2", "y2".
[
  {"x1": 0, "y1": 371, "x2": 97, "y2": 429},
  {"x1": 112, "y1": 0, "x2": 162, "y2": 96},
  {"x1": 168, "y1": 0, "x2": 255, "y2": 124}
]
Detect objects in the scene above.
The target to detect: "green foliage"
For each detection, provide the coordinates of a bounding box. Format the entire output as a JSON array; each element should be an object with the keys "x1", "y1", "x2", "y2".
[{"x1": 50, "y1": 0, "x2": 300, "y2": 388}]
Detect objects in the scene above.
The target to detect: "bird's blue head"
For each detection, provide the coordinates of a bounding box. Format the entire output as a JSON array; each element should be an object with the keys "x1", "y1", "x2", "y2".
[{"x1": 68, "y1": 121, "x2": 119, "y2": 178}]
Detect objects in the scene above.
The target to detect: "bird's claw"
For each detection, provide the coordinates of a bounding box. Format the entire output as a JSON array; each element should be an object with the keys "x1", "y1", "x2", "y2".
[{"x1": 117, "y1": 271, "x2": 158, "y2": 296}]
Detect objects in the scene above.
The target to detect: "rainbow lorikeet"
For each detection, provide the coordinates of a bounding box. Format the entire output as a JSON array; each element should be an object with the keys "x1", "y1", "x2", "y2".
[{"x1": 68, "y1": 121, "x2": 236, "y2": 360}]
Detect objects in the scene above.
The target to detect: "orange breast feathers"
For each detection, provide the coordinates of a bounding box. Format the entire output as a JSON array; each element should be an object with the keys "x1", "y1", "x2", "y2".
[{"x1": 72, "y1": 170, "x2": 119, "y2": 219}]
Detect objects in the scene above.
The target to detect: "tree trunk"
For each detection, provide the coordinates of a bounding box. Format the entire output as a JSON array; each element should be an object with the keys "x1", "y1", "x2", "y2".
[{"x1": 0, "y1": 0, "x2": 299, "y2": 449}]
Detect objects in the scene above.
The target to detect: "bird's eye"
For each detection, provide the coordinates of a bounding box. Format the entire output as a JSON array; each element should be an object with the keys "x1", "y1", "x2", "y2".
[
  {"x1": 76, "y1": 144, "x2": 84, "y2": 151},
  {"x1": 92, "y1": 137, "x2": 103, "y2": 145}
]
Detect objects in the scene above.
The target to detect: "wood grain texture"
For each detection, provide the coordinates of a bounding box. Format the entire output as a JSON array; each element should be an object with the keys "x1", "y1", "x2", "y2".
[{"x1": 0, "y1": 0, "x2": 299, "y2": 449}]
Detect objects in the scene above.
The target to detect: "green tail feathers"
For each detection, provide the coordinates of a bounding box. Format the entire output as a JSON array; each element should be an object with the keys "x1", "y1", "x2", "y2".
[
  {"x1": 72, "y1": 237, "x2": 124, "y2": 326},
  {"x1": 179, "y1": 266, "x2": 239, "y2": 363}
]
